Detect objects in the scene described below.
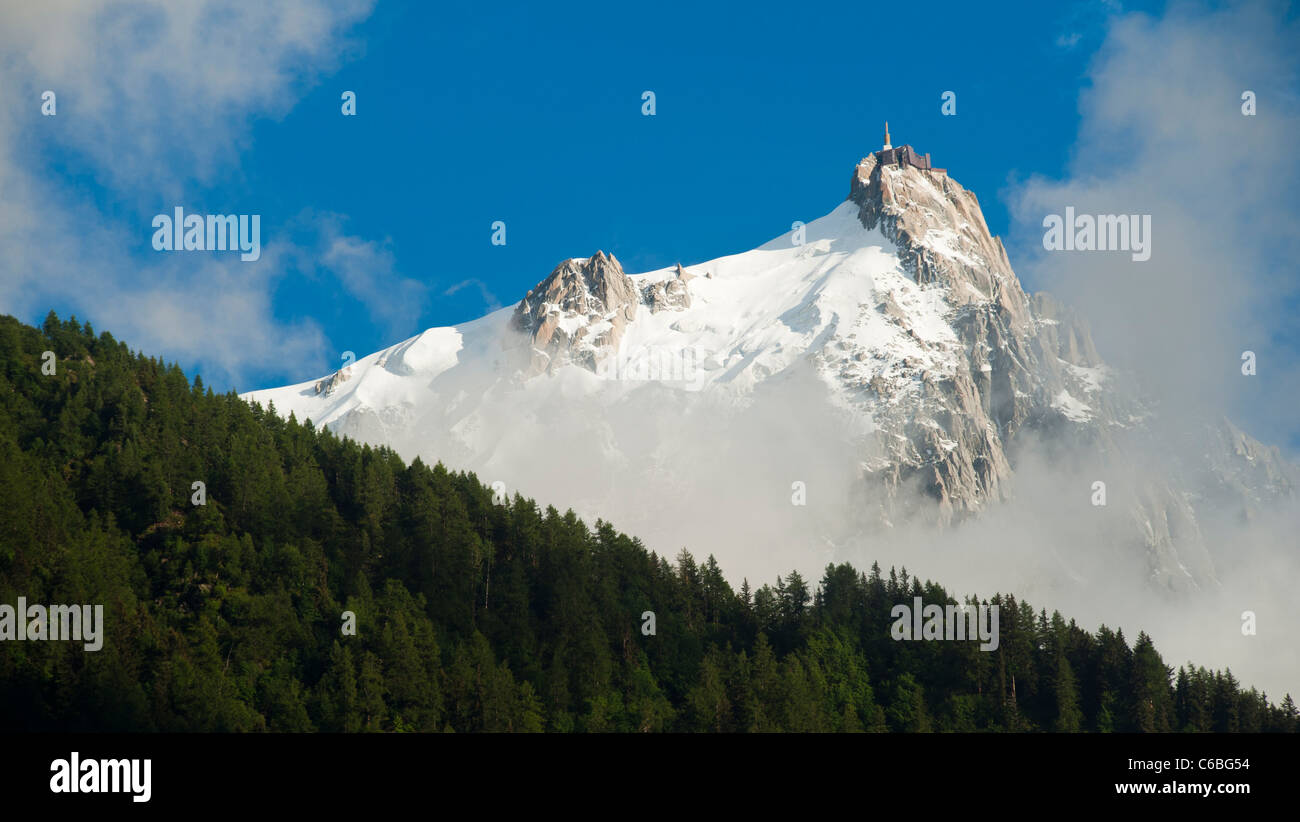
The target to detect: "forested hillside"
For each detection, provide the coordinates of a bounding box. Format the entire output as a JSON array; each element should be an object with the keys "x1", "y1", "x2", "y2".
[{"x1": 0, "y1": 313, "x2": 1293, "y2": 732}]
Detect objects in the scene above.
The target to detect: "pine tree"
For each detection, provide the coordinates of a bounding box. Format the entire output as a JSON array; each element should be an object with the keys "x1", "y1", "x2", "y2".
[
  {"x1": 1130, "y1": 632, "x2": 1173, "y2": 732},
  {"x1": 1279, "y1": 694, "x2": 1298, "y2": 733},
  {"x1": 1051, "y1": 646, "x2": 1082, "y2": 732},
  {"x1": 886, "y1": 673, "x2": 932, "y2": 733}
]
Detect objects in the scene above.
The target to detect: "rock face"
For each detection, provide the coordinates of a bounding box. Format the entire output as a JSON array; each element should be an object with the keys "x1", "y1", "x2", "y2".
[
  {"x1": 846, "y1": 152, "x2": 1120, "y2": 521},
  {"x1": 642, "y1": 263, "x2": 694, "y2": 313},
  {"x1": 313, "y1": 366, "x2": 351, "y2": 396},
  {"x1": 510, "y1": 252, "x2": 698, "y2": 376},
  {"x1": 1193, "y1": 417, "x2": 1296, "y2": 522},
  {"x1": 843, "y1": 152, "x2": 1291, "y2": 589},
  {"x1": 510, "y1": 251, "x2": 641, "y2": 376}
]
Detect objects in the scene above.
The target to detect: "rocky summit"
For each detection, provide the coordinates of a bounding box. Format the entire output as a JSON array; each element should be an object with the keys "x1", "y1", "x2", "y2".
[{"x1": 243, "y1": 143, "x2": 1294, "y2": 595}]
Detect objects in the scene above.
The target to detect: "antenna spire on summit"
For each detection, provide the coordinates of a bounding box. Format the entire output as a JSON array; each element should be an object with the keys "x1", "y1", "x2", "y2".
[{"x1": 883, "y1": 121, "x2": 891, "y2": 150}]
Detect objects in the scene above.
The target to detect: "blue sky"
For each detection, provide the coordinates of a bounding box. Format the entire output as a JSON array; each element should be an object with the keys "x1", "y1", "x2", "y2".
[
  {"x1": 3, "y1": 0, "x2": 1298, "y2": 448},
  {"x1": 241, "y1": 0, "x2": 1147, "y2": 364}
]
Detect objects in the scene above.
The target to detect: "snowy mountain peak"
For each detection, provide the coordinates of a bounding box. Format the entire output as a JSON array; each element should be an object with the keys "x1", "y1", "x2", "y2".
[
  {"x1": 510, "y1": 250, "x2": 640, "y2": 376},
  {"x1": 850, "y1": 150, "x2": 1029, "y2": 329},
  {"x1": 242, "y1": 153, "x2": 1293, "y2": 595}
]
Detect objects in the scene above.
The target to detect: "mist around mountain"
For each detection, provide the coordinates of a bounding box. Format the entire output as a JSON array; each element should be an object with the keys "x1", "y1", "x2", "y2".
[
  {"x1": 1, "y1": 313, "x2": 1294, "y2": 732},
  {"x1": 245, "y1": 153, "x2": 1300, "y2": 699}
]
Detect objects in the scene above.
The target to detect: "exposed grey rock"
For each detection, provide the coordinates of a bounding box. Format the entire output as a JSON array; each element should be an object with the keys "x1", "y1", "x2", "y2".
[
  {"x1": 842, "y1": 152, "x2": 1293, "y2": 591},
  {"x1": 313, "y1": 367, "x2": 351, "y2": 396},
  {"x1": 642, "y1": 263, "x2": 694, "y2": 313},
  {"x1": 511, "y1": 250, "x2": 640, "y2": 376}
]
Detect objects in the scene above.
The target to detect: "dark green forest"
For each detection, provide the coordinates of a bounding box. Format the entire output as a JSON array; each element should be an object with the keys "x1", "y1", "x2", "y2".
[{"x1": 0, "y1": 313, "x2": 1294, "y2": 732}]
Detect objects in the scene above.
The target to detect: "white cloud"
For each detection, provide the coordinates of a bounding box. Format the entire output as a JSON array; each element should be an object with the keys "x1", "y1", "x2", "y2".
[
  {"x1": 1055, "y1": 32, "x2": 1082, "y2": 50},
  {"x1": 86, "y1": 256, "x2": 329, "y2": 391},
  {"x1": 1005, "y1": 0, "x2": 1300, "y2": 448},
  {"x1": 0, "y1": 0, "x2": 376, "y2": 389},
  {"x1": 0, "y1": 0, "x2": 373, "y2": 189},
  {"x1": 319, "y1": 225, "x2": 428, "y2": 339},
  {"x1": 993, "y1": 0, "x2": 1300, "y2": 697}
]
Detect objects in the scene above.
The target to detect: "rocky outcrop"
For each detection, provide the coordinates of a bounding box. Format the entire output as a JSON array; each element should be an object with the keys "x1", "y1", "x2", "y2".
[
  {"x1": 845, "y1": 153, "x2": 1125, "y2": 524},
  {"x1": 642, "y1": 263, "x2": 694, "y2": 313},
  {"x1": 313, "y1": 367, "x2": 352, "y2": 396},
  {"x1": 852, "y1": 152, "x2": 1030, "y2": 326},
  {"x1": 840, "y1": 152, "x2": 1296, "y2": 590},
  {"x1": 510, "y1": 252, "x2": 698, "y2": 377},
  {"x1": 511, "y1": 251, "x2": 640, "y2": 376},
  {"x1": 1192, "y1": 417, "x2": 1296, "y2": 523}
]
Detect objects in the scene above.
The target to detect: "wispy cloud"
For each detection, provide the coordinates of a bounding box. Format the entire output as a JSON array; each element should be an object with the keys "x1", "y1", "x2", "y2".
[
  {"x1": 444, "y1": 278, "x2": 503, "y2": 313},
  {"x1": 1, "y1": 0, "x2": 373, "y2": 191},
  {"x1": 1006, "y1": 0, "x2": 1300, "y2": 449},
  {"x1": 271, "y1": 212, "x2": 430, "y2": 340},
  {"x1": 1053, "y1": 0, "x2": 1123, "y2": 53},
  {"x1": 1055, "y1": 31, "x2": 1083, "y2": 50},
  {"x1": 0, "y1": 0, "x2": 376, "y2": 390}
]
